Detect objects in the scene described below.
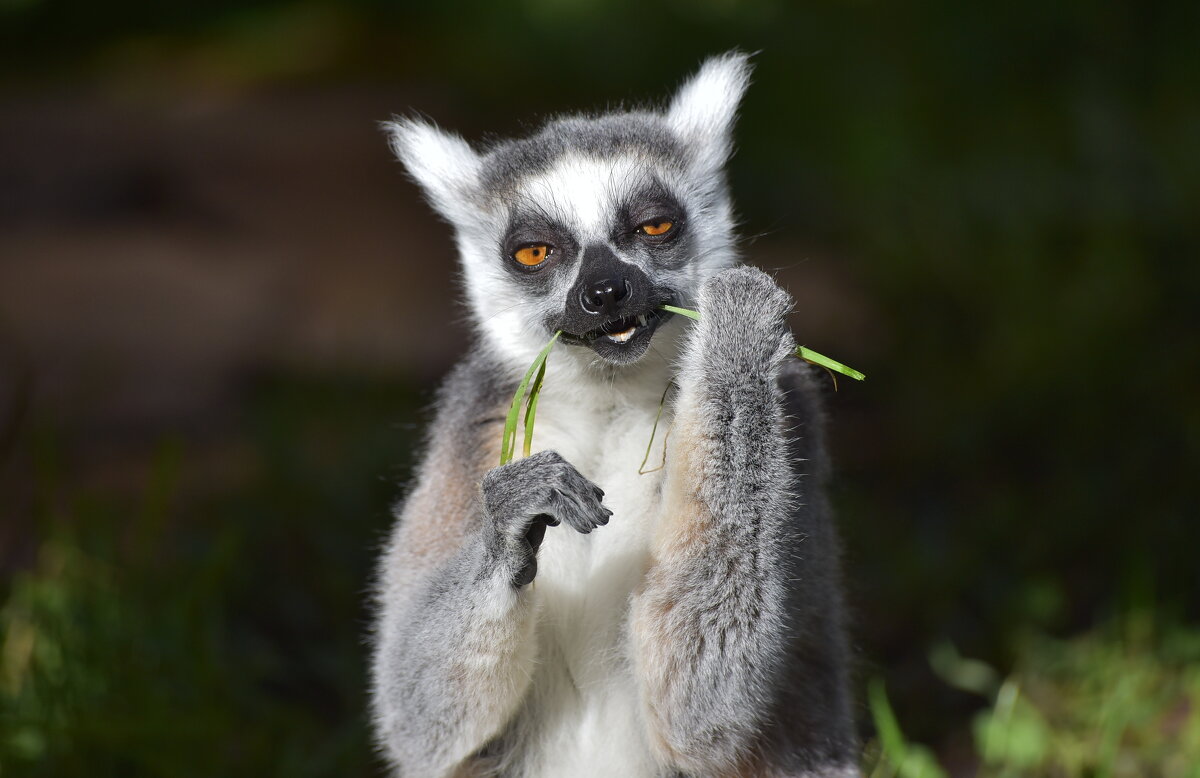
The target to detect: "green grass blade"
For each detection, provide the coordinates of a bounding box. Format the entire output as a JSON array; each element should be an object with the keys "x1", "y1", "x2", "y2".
[
  {"x1": 796, "y1": 346, "x2": 866, "y2": 381},
  {"x1": 868, "y1": 678, "x2": 950, "y2": 778},
  {"x1": 658, "y1": 303, "x2": 701, "y2": 321},
  {"x1": 658, "y1": 304, "x2": 866, "y2": 381},
  {"x1": 522, "y1": 357, "x2": 548, "y2": 459},
  {"x1": 500, "y1": 331, "x2": 560, "y2": 465},
  {"x1": 638, "y1": 380, "x2": 674, "y2": 475},
  {"x1": 869, "y1": 678, "x2": 910, "y2": 769}
]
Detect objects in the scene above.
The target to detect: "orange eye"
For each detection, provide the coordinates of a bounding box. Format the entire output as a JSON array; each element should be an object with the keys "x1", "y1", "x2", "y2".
[
  {"x1": 513, "y1": 244, "x2": 551, "y2": 266},
  {"x1": 640, "y1": 221, "x2": 674, "y2": 236}
]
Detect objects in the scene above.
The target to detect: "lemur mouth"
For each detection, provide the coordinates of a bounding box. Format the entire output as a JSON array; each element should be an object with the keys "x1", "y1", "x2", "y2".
[
  {"x1": 561, "y1": 308, "x2": 670, "y2": 347},
  {"x1": 558, "y1": 306, "x2": 674, "y2": 365},
  {"x1": 594, "y1": 311, "x2": 663, "y2": 344}
]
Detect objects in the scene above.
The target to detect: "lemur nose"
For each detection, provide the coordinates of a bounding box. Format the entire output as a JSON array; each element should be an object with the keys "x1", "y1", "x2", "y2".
[{"x1": 580, "y1": 278, "x2": 632, "y2": 315}]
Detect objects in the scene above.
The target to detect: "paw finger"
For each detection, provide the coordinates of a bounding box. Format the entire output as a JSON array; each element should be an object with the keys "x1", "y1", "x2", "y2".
[
  {"x1": 582, "y1": 491, "x2": 611, "y2": 527},
  {"x1": 550, "y1": 489, "x2": 604, "y2": 534},
  {"x1": 574, "y1": 492, "x2": 612, "y2": 531}
]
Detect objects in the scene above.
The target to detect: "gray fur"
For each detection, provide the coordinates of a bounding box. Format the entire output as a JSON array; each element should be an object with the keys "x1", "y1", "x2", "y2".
[
  {"x1": 482, "y1": 450, "x2": 612, "y2": 585},
  {"x1": 621, "y1": 268, "x2": 857, "y2": 777},
  {"x1": 372, "y1": 52, "x2": 859, "y2": 777},
  {"x1": 640, "y1": 269, "x2": 802, "y2": 766},
  {"x1": 479, "y1": 113, "x2": 686, "y2": 197}
]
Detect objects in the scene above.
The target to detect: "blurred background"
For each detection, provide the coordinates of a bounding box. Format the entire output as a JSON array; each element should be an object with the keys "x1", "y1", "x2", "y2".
[{"x1": 2, "y1": 0, "x2": 1198, "y2": 775}]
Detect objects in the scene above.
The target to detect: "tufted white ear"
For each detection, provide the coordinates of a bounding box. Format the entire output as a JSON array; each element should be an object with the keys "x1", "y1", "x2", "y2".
[
  {"x1": 383, "y1": 117, "x2": 482, "y2": 225},
  {"x1": 666, "y1": 51, "x2": 753, "y2": 174}
]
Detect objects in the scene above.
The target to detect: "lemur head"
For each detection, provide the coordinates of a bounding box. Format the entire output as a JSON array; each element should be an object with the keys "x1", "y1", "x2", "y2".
[{"x1": 386, "y1": 52, "x2": 750, "y2": 368}]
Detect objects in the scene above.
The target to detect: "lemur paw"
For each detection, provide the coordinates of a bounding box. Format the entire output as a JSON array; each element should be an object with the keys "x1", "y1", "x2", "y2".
[
  {"x1": 693, "y1": 266, "x2": 795, "y2": 372},
  {"x1": 481, "y1": 450, "x2": 610, "y2": 586}
]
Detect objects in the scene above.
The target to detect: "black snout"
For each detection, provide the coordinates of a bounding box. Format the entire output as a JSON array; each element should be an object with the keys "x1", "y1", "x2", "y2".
[
  {"x1": 558, "y1": 243, "x2": 668, "y2": 348},
  {"x1": 580, "y1": 278, "x2": 632, "y2": 315}
]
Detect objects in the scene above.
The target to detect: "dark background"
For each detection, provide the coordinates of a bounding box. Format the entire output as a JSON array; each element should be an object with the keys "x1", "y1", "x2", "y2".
[{"x1": 2, "y1": 1, "x2": 1198, "y2": 775}]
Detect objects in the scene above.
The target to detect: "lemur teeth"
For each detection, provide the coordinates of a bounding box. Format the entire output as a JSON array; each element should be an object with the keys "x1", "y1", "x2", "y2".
[
  {"x1": 606, "y1": 326, "x2": 637, "y2": 343},
  {"x1": 636, "y1": 314, "x2": 648, "y2": 327}
]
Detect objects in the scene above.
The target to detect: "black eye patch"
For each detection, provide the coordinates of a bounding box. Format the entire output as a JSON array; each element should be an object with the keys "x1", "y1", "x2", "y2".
[
  {"x1": 499, "y1": 208, "x2": 579, "y2": 291},
  {"x1": 614, "y1": 179, "x2": 687, "y2": 251},
  {"x1": 616, "y1": 180, "x2": 683, "y2": 231}
]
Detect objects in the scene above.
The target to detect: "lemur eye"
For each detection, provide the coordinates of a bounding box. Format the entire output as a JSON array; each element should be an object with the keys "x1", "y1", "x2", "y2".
[
  {"x1": 639, "y1": 221, "x2": 674, "y2": 237},
  {"x1": 513, "y1": 244, "x2": 552, "y2": 267}
]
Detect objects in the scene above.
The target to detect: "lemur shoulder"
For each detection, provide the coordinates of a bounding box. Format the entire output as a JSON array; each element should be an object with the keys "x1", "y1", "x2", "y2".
[{"x1": 371, "y1": 52, "x2": 860, "y2": 777}]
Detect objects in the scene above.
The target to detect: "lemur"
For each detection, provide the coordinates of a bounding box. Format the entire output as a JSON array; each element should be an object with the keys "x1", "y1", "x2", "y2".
[{"x1": 371, "y1": 53, "x2": 859, "y2": 777}]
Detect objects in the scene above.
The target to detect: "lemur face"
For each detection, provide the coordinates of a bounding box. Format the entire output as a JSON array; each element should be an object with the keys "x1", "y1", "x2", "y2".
[
  {"x1": 482, "y1": 144, "x2": 720, "y2": 366},
  {"x1": 387, "y1": 53, "x2": 751, "y2": 368}
]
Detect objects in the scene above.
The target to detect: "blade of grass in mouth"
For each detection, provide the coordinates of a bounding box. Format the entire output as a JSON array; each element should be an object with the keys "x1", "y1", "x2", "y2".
[
  {"x1": 794, "y1": 347, "x2": 865, "y2": 382},
  {"x1": 500, "y1": 330, "x2": 561, "y2": 466},
  {"x1": 522, "y1": 357, "x2": 548, "y2": 459},
  {"x1": 659, "y1": 304, "x2": 865, "y2": 382},
  {"x1": 659, "y1": 303, "x2": 700, "y2": 321},
  {"x1": 499, "y1": 304, "x2": 863, "y2": 468}
]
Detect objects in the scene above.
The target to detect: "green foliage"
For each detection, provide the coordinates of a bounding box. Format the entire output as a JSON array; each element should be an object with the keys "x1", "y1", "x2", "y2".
[
  {"x1": 973, "y1": 682, "x2": 1051, "y2": 772},
  {"x1": 1, "y1": 375, "x2": 421, "y2": 777},
  {"x1": 977, "y1": 618, "x2": 1200, "y2": 777},
  {"x1": 866, "y1": 679, "x2": 949, "y2": 778},
  {"x1": 870, "y1": 618, "x2": 1200, "y2": 777}
]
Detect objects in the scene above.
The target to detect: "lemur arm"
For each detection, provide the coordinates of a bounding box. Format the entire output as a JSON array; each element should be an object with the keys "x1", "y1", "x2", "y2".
[
  {"x1": 372, "y1": 420, "x2": 534, "y2": 775},
  {"x1": 372, "y1": 362, "x2": 609, "y2": 776},
  {"x1": 631, "y1": 266, "x2": 802, "y2": 775},
  {"x1": 373, "y1": 524, "x2": 536, "y2": 776}
]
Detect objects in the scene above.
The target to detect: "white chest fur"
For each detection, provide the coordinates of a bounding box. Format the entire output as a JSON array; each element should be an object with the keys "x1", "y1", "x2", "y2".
[{"x1": 505, "y1": 365, "x2": 673, "y2": 777}]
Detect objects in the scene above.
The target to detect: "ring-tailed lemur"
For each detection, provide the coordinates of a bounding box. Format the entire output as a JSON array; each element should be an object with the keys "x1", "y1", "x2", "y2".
[{"x1": 371, "y1": 52, "x2": 859, "y2": 777}]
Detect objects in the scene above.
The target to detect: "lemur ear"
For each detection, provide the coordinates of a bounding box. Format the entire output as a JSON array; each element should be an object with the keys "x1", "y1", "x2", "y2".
[
  {"x1": 666, "y1": 51, "x2": 753, "y2": 174},
  {"x1": 383, "y1": 117, "x2": 482, "y2": 224}
]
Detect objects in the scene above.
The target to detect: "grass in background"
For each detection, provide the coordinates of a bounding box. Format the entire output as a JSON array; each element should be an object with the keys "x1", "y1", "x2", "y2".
[
  {"x1": 1, "y1": 373, "x2": 423, "y2": 777},
  {"x1": 865, "y1": 616, "x2": 1200, "y2": 777}
]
